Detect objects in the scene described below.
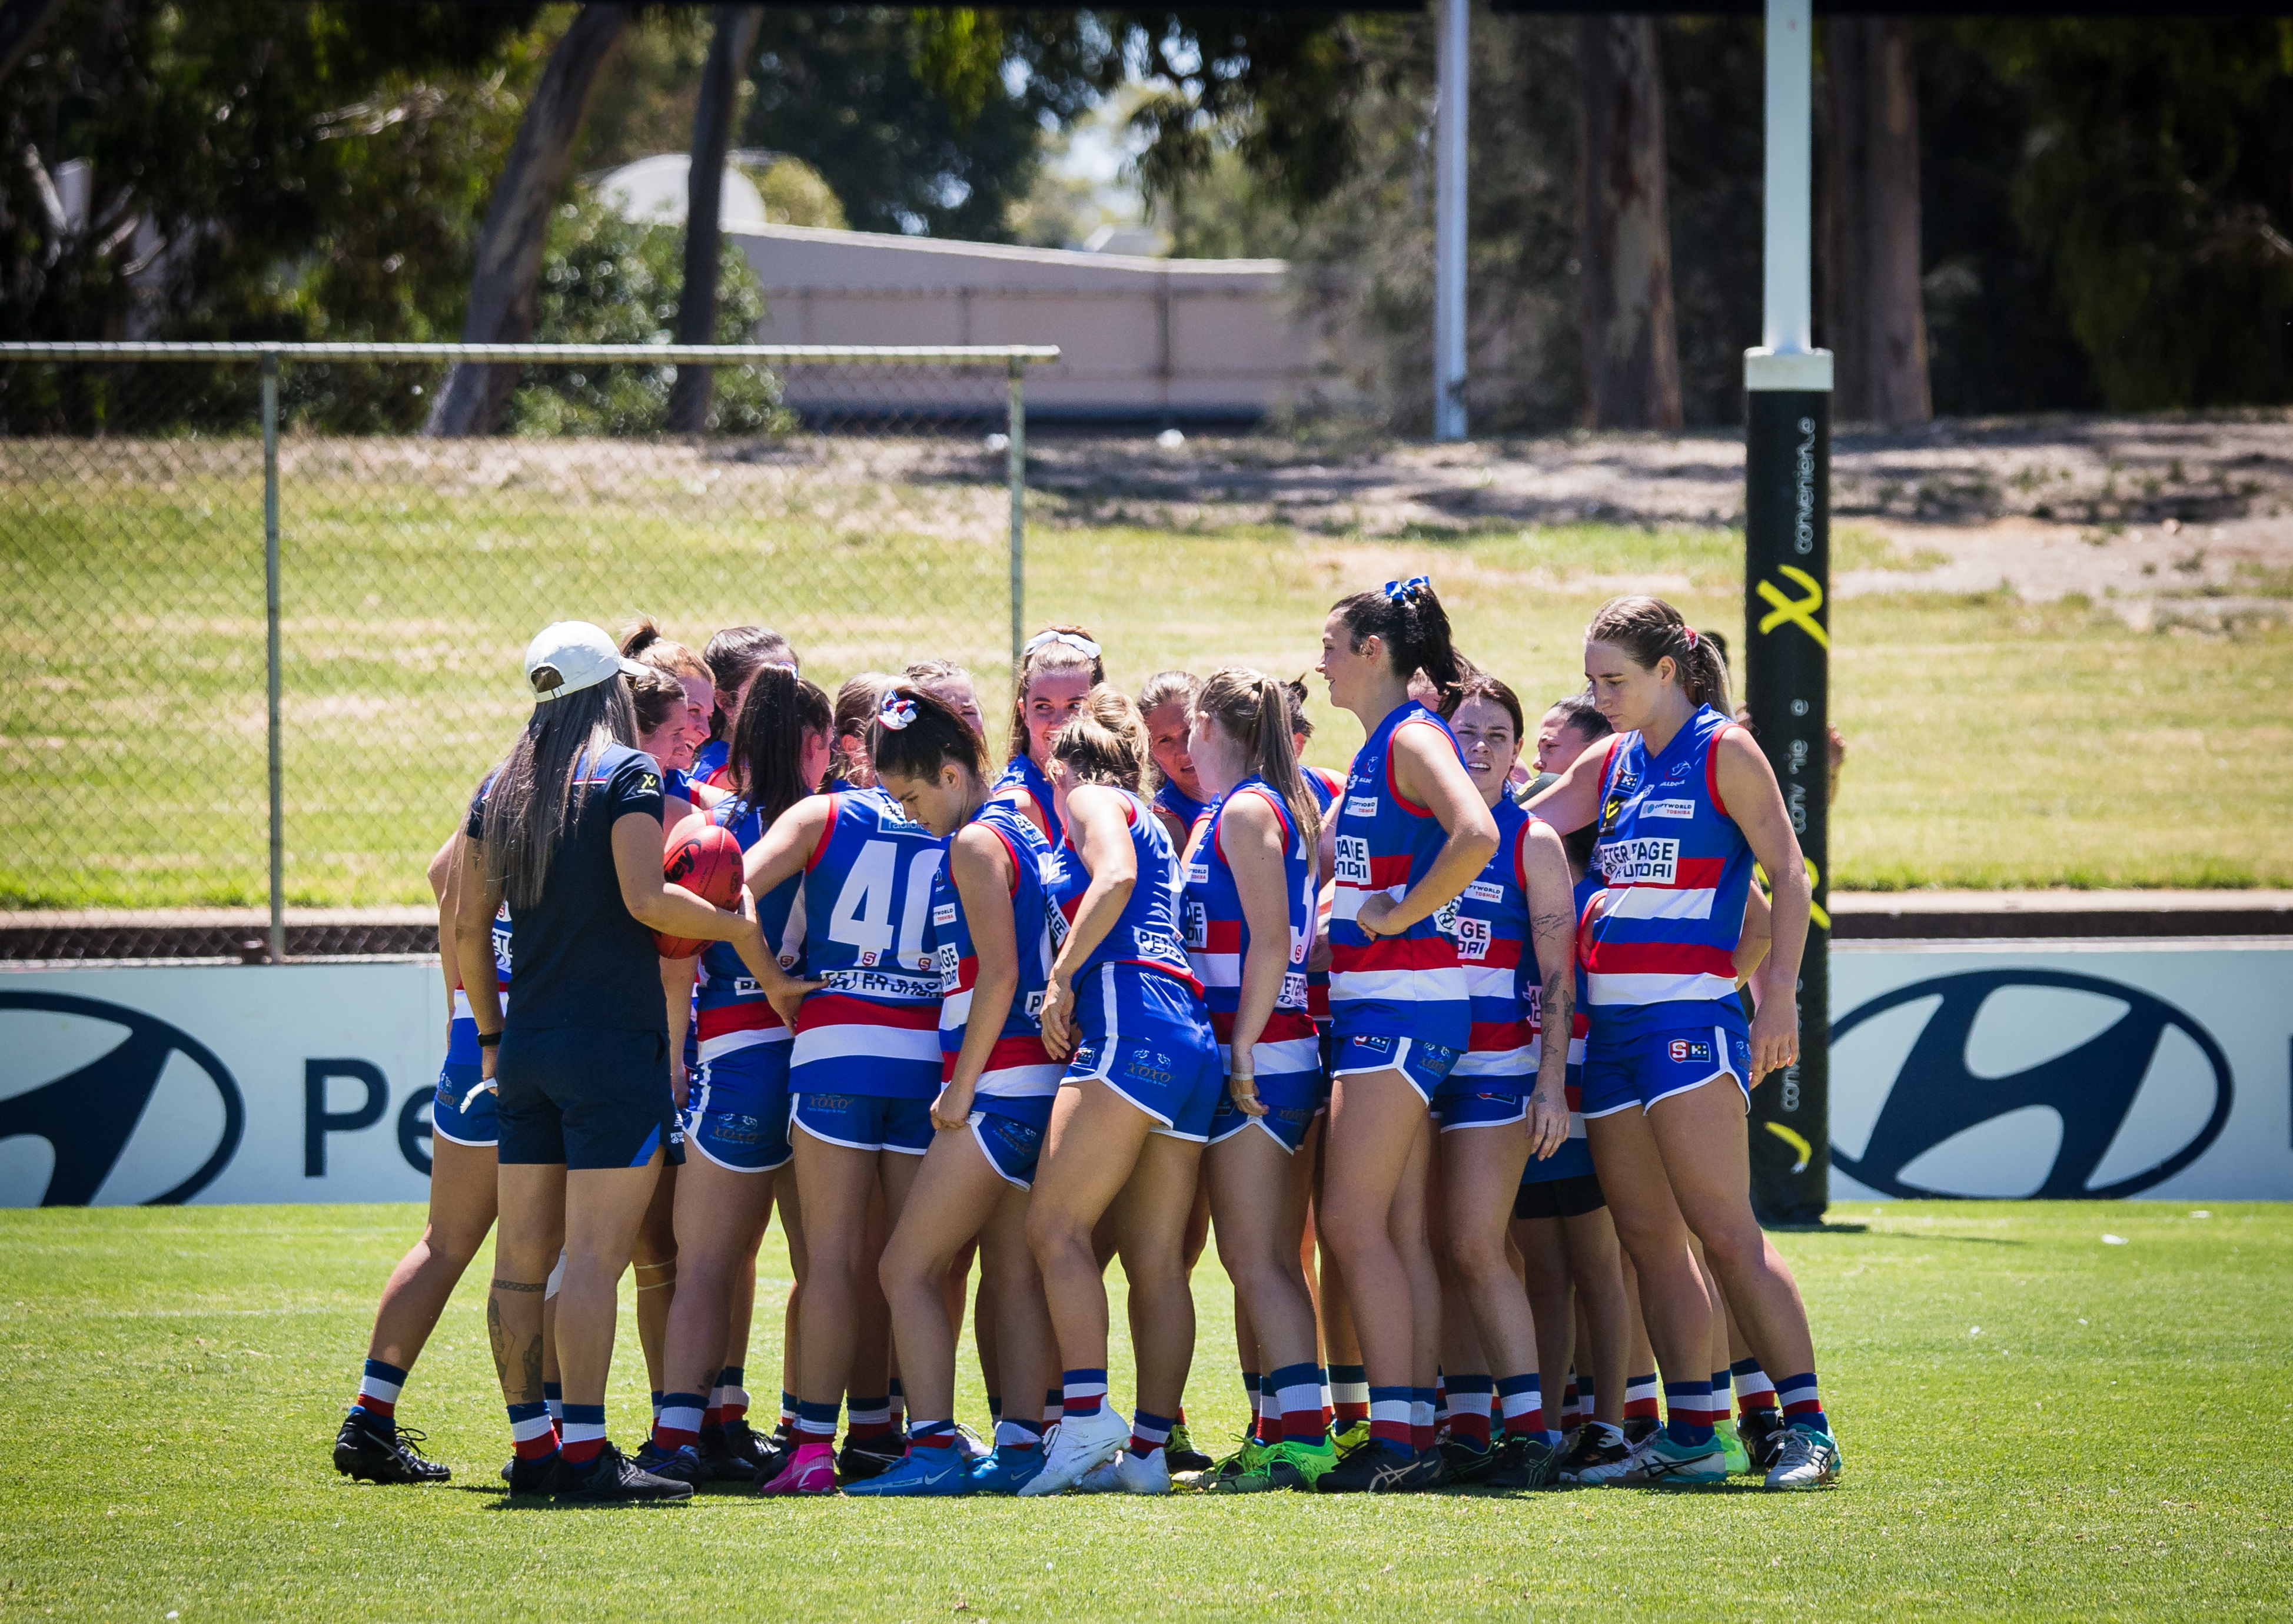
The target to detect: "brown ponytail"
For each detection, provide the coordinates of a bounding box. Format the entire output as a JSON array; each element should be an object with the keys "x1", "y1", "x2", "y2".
[
  {"x1": 1584, "y1": 595, "x2": 1733, "y2": 713},
  {"x1": 1194, "y1": 666, "x2": 1322, "y2": 859}
]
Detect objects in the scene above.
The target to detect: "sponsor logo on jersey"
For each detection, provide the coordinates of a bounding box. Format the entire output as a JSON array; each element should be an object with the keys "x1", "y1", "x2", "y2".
[
  {"x1": 1596, "y1": 838, "x2": 1680, "y2": 885},
  {"x1": 1132, "y1": 930, "x2": 1184, "y2": 962},
  {"x1": 1433, "y1": 896, "x2": 1461, "y2": 935},
  {"x1": 1345, "y1": 797, "x2": 1378, "y2": 818},
  {"x1": 822, "y1": 967, "x2": 941, "y2": 999},
  {"x1": 1643, "y1": 799, "x2": 1695, "y2": 819},
  {"x1": 1186, "y1": 862, "x2": 1209, "y2": 884},
  {"x1": 932, "y1": 903, "x2": 958, "y2": 927},
  {"x1": 1454, "y1": 917, "x2": 1493, "y2": 959},
  {"x1": 1465, "y1": 880, "x2": 1505, "y2": 902},
  {"x1": 1023, "y1": 989, "x2": 1046, "y2": 1018},
  {"x1": 1667, "y1": 1038, "x2": 1714, "y2": 1064},
  {"x1": 934, "y1": 943, "x2": 961, "y2": 985},
  {"x1": 1334, "y1": 835, "x2": 1371, "y2": 886}
]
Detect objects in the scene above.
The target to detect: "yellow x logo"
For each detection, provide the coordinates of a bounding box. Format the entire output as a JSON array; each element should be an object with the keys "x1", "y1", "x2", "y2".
[
  {"x1": 1756, "y1": 566, "x2": 1829, "y2": 649},
  {"x1": 1753, "y1": 858, "x2": 1830, "y2": 933}
]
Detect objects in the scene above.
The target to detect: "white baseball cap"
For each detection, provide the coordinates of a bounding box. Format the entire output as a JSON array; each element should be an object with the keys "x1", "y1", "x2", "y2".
[{"x1": 523, "y1": 620, "x2": 648, "y2": 703}]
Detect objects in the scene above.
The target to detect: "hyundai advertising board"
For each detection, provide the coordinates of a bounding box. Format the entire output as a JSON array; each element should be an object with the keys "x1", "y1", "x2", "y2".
[{"x1": 1, "y1": 944, "x2": 2287, "y2": 1207}]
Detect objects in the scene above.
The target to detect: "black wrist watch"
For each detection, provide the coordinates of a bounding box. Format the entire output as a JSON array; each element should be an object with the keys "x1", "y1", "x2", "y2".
[{"x1": 476, "y1": 1031, "x2": 501, "y2": 1048}]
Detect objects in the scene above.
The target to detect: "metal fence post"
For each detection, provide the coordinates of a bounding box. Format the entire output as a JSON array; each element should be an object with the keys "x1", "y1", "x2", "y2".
[
  {"x1": 1007, "y1": 356, "x2": 1026, "y2": 672},
  {"x1": 261, "y1": 351, "x2": 284, "y2": 965}
]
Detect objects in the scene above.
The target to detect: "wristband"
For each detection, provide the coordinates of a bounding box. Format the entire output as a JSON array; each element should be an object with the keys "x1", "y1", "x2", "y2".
[{"x1": 476, "y1": 1031, "x2": 501, "y2": 1048}]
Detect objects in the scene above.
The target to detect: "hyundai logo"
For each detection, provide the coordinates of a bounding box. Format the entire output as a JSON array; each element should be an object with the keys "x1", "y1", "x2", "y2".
[
  {"x1": 0, "y1": 992, "x2": 246, "y2": 1206},
  {"x1": 1831, "y1": 969, "x2": 2231, "y2": 1200}
]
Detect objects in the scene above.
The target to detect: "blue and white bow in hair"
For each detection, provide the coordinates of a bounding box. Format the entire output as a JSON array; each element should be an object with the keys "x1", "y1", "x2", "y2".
[
  {"x1": 1383, "y1": 574, "x2": 1431, "y2": 604},
  {"x1": 879, "y1": 693, "x2": 918, "y2": 730}
]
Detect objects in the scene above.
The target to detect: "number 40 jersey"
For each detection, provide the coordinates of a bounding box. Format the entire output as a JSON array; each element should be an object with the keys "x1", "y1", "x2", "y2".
[{"x1": 790, "y1": 786, "x2": 948, "y2": 1100}]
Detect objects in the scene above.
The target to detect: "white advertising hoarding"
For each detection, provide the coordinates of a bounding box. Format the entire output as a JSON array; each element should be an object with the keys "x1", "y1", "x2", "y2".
[{"x1": 1, "y1": 941, "x2": 2287, "y2": 1206}]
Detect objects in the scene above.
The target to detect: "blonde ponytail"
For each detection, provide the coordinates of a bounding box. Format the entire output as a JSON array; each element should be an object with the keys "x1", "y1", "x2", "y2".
[{"x1": 1195, "y1": 666, "x2": 1322, "y2": 859}]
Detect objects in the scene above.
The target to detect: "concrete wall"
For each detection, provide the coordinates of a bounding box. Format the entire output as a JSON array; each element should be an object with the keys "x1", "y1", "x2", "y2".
[{"x1": 730, "y1": 224, "x2": 1350, "y2": 422}]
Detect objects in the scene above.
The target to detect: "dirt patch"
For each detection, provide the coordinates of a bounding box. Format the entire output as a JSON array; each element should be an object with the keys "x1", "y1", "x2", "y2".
[{"x1": 1026, "y1": 412, "x2": 2293, "y2": 627}]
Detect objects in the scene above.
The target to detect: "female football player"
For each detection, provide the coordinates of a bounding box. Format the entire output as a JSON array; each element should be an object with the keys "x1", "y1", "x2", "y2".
[
  {"x1": 1312, "y1": 576, "x2": 1498, "y2": 1493},
  {"x1": 1430, "y1": 672, "x2": 1574, "y2": 1489},
  {"x1": 694, "y1": 625, "x2": 799, "y2": 786},
  {"x1": 1020, "y1": 688, "x2": 1223, "y2": 1496},
  {"x1": 853, "y1": 686, "x2": 1065, "y2": 1495},
  {"x1": 1181, "y1": 669, "x2": 1331, "y2": 1492},
  {"x1": 1527, "y1": 595, "x2": 1836, "y2": 1490},
  {"x1": 739, "y1": 683, "x2": 952, "y2": 1496},
  {"x1": 995, "y1": 625, "x2": 1104, "y2": 845},
  {"x1": 637, "y1": 667, "x2": 832, "y2": 1487},
  {"x1": 1138, "y1": 669, "x2": 1207, "y2": 846}
]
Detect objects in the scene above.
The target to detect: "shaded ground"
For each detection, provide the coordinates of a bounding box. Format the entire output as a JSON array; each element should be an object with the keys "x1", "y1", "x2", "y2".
[{"x1": 1024, "y1": 412, "x2": 2293, "y2": 628}]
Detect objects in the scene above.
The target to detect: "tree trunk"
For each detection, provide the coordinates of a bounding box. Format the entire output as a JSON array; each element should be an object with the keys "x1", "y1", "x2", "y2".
[
  {"x1": 666, "y1": 5, "x2": 766, "y2": 433},
  {"x1": 1825, "y1": 18, "x2": 1930, "y2": 423},
  {"x1": 426, "y1": 4, "x2": 632, "y2": 437},
  {"x1": 1574, "y1": 16, "x2": 1681, "y2": 431},
  {"x1": 0, "y1": 0, "x2": 65, "y2": 90}
]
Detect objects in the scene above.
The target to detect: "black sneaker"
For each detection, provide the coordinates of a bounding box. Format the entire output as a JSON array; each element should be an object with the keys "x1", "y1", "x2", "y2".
[
  {"x1": 554, "y1": 1440, "x2": 694, "y2": 1504},
  {"x1": 836, "y1": 1436, "x2": 903, "y2": 1483},
  {"x1": 333, "y1": 1411, "x2": 450, "y2": 1485},
  {"x1": 1438, "y1": 1436, "x2": 1497, "y2": 1486},
  {"x1": 1556, "y1": 1422, "x2": 1633, "y2": 1485},
  {"x1": 1484, "y1": 1433, "x2": 1559, "y2": 1490},
  {"x1": 1621, "y1": 1416, "x2": 1662, "y2": 1447},
  {"x1": 503, "y1": 1451, "x2": 564, "y2": 1497},
  {"x1": 1737, "y1": 1408, "x2": 1788, "y2": 1473},
  {"x1": 1315, "y1": 1437, "x2": 1444, "y2": 1494},
  {"x1": 633, "y1": 1437, "x2": 709, "y2": 1487},
  {"x1": 700, "y1": 1419, "x2": 765, "y2": 1483}
]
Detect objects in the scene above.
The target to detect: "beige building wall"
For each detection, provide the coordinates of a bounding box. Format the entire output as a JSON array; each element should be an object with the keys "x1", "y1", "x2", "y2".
[{"x1": 731, "y1": 224, "x2": 1354, "y2": 420}]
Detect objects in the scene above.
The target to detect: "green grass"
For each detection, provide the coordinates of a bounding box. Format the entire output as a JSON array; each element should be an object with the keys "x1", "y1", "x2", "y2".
[
  {"x1": 1, "y1": 1200, "x2": 2288, "y2": 1619},
  {"x1": 5, "y1": 433, "x2": 2291, "y2": 906}
]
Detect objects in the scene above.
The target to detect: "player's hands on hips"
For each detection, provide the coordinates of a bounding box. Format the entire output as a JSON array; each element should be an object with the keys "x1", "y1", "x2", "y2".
[
  {"x1": 1750, "y1": 996, "x2": 1799, "y2": 1084},
  {"x1": 1227, "y1": 1070, "x2": 1267, "y2": 1117},
  {"x1": 1354, "y1": 893, "x2": 1398, "y2": 938},
  {"x1": 1525, "y1": 1081, "x2": 1568, "y2": 1158},
  {"x1": 1039, "y1": 973, "x2": 1075, "y2": 1060}
]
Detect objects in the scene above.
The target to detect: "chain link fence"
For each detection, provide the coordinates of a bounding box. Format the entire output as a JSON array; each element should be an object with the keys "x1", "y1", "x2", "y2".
[{"x1": 2, "y1": 342, "x2": 1050, "y2": 961}]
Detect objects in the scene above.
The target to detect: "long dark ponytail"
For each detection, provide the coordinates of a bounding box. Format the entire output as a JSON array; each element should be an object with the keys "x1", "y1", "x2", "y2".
[
  {"x1": 730, "y1": 665, "x2": 833, "y2": 826},
  {"x1": 1332, "y1": 574, "x2": 1465, "y2": 713}
]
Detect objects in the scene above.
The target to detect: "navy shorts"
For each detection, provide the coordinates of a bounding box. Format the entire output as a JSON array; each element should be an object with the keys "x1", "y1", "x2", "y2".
[
  {"x1": 1580, "y1": 1024, "x2": 1752, "y2": 1120},
  {"x1": 496, "y1": 1027, "x2": 684, "y2": 1171},
  {"x1": 1513, "y1": 1170, "x2": 1605, "y2": 1221},
  {"x1": 1206, "y1": 1062, "x2": 1323, "y2": 1155},
  {"x1": 432, "y1": 1061, "x2": 500, "y2": 1148},
  {"x1": 1431, "y1": 1072, "x2": 1530, "y2": 1132},
  {"x1": 793, "y1": 1091, "x2": 934, "y2": 1155},
  {"x1": 968, "y1": 1095, "x2": 1054, "y2": 1189},
  {"x1": 1065, "y1": 964, "x2": 1224, "y2": 1142},
  {"x1": 1328, "y1": 1031, "x2": 1463, "y2": 1107},
  {"x1": 684, "y1": 1041, "x2": 793, "y2": 1173}
]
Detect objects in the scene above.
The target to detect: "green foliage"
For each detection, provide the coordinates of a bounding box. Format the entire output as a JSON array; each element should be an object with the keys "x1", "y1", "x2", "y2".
[
  {"x1": 745, "y1": 8, "x2": 1117, "y2": 241},
  {"x1": 504, "y1": 193, "x2": 792, "y2": 437},
  {"x1": 1980, "y1": 21, "x2": 2293, "y2": 410},
  {"x1": 0, "y1": 1, "x2": 543, "y2": 349}
]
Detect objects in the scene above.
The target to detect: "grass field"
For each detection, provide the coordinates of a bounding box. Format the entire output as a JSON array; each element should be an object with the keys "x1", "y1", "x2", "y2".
[
  {"x1": 6, "y1": 432, "x2": 2291, "y2": 908},
  {"x1": 1, "y1": 1200, "x2": 2288, "y2": 1619}
]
